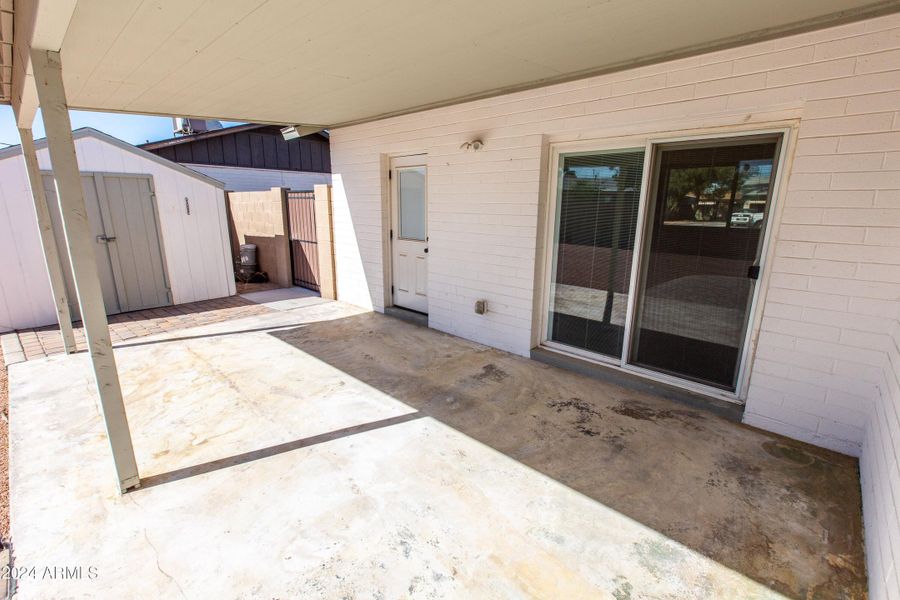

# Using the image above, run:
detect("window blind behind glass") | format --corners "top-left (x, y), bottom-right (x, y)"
top-left (549, 150), bottom-right (645, 358)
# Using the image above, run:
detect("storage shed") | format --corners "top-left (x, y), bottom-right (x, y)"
top-left (0, 127), bottom-right (235, 332)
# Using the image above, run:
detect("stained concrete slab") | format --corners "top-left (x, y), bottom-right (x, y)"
top-left (8, 299), bottom-right (865, 599)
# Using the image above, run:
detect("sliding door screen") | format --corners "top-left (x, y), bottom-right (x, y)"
top-left (630, 138), bottom-right (779, 390)
top-left (548, 150), bottom-right (645, 358)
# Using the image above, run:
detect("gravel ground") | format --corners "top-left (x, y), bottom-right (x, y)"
top-left (0, 346), bottom-right (8, 539)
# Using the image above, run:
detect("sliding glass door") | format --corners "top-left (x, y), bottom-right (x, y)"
top-left (547, 149), bottom-right (645, 359)
top-left (630, 138), bottom-right (779, 389)
top-left (545, 134), bottom-right (782, 394)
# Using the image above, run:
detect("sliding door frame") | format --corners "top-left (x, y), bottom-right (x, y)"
top-left (538, 122), bottom-right (797, 404)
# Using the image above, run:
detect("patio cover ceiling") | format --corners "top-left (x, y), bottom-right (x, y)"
top-left (11, 0), bottom-right (900, 129)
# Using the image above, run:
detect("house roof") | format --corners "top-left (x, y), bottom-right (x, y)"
top-left (0, 127), bottom-right (225, 189)
top-left (11, 0), bottom-right (899, 129)
top-left (140, 124), bottom-right (273, 151)
top-left (139, 124), bottom-right (331, 173)
top-left (138, 123), bottom-right (328, 152)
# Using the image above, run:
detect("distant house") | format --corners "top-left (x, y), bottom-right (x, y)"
top-left (140, 124), bottom-right (331, 192)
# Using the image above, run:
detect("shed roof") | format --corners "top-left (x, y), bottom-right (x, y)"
top-left (0, 127), bottom-right (225, 188)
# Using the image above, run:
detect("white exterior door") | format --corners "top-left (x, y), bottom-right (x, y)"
top-left (390, 156), bottom-right (428, 313)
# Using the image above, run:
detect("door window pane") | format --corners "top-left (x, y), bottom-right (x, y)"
top-left (548, 150), bottom-right (644, 358)
top-left (399, 167), bottom-right (426, 240)
top-left (631, 139), bottom-right (779, 390)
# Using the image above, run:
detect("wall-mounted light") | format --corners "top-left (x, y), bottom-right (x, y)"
top-left (459, 139), bottom-right (484, 152)
top-left (281, 124), bottom-right (327, 140)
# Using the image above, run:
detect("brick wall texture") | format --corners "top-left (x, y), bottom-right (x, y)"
top-left (329, 14), bottom-right (900, 596)
top-left (226, 188), bottom-right (292, 287)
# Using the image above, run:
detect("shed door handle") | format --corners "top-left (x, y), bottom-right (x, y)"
top-left (96, 235), bottom-right (117, 243)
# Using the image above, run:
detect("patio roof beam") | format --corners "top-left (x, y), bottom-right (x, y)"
top-left (15, 123), bottom-right (76, 354)
top-left (10, 0), bottom-right (77, 128)
top-left (31, 48), bottom-right (140, 493)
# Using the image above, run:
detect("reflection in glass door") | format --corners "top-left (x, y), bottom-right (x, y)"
top-left (630, 138), bottom-right (780, 390)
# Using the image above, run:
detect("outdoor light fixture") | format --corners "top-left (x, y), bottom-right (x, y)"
top-left (280, 125), bottom-right (327, 140)
top-left (459, 139), bottom-right (484, 151)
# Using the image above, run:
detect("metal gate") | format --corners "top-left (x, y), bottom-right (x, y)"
top-left (286, 190), bottom-right (320, 291)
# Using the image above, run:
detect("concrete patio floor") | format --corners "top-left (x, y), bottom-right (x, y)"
top-left (8, 291), bottom-right (865, 599)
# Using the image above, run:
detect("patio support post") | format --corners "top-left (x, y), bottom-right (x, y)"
top-left (16, 125), bottom-right (77, 354)
top-left (31, 49), bottom-right (140, 493)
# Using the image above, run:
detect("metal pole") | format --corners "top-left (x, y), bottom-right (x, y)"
top-left (16, 126), bottom-right (77, 354)
top-left (31, 48), bottom-right (140, 493)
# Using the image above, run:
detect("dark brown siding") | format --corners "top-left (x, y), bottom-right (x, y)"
top-left (143, 125), bottom-right (330, 173)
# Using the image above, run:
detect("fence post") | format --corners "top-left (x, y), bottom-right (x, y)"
top-left (314, 184), bottom-right (337, 300)
top-left (273, 187), bottom-right (292, 288)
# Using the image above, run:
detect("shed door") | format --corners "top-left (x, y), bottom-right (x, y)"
top-left (43, 173), bottom-right (171, 318)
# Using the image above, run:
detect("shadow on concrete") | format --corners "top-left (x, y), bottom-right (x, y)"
top-left (131, 308), bottom-right (866, 599)
top-left (138, 412), bottom-right (424, 490)
top-left (116, 323), bottom-right (309, 350)
top-left (256, 312), bottom-right (866, 600)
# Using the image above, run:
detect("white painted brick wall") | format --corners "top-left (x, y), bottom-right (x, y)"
top-left (330, 15), bottom-right (900, 596)
top-left (860, 306), bottom-right (900, 600)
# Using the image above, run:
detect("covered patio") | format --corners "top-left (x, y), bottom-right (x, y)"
top-left (9, 291), bottom-right (864, 598)
top-left (6, 1), bottom-right (899, 598)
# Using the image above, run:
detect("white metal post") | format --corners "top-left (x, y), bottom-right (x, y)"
top-left (31, 49), bottom-right (140, 493)
top-left (16, 126), bottom-right (77, 354)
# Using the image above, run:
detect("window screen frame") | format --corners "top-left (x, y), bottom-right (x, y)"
top-left (538, 125), bottom-right (793, 404)
top-left (545, 146), bottom-right (648, 360)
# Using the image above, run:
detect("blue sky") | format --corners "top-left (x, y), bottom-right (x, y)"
top-left (0, 105), bottom-right (240, 147)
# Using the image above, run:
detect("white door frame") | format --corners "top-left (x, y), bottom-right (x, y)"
top-left (388, 154), bottom-right (429, 313)
top-left (538, 121), bottom-right (798, 404)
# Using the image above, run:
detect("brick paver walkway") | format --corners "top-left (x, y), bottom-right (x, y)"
top-left (2, 296), bottom-right (274, 363)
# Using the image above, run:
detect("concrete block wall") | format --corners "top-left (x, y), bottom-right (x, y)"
top-left (226, 188), bottom-right (292, 287)
top-left (329, 16), bottom-right (900, 595)
top-left (313, 184), bottom-right (338, 300)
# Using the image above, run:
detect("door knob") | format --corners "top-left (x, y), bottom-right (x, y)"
top-left (424, 248), bottom-right (429, 253)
